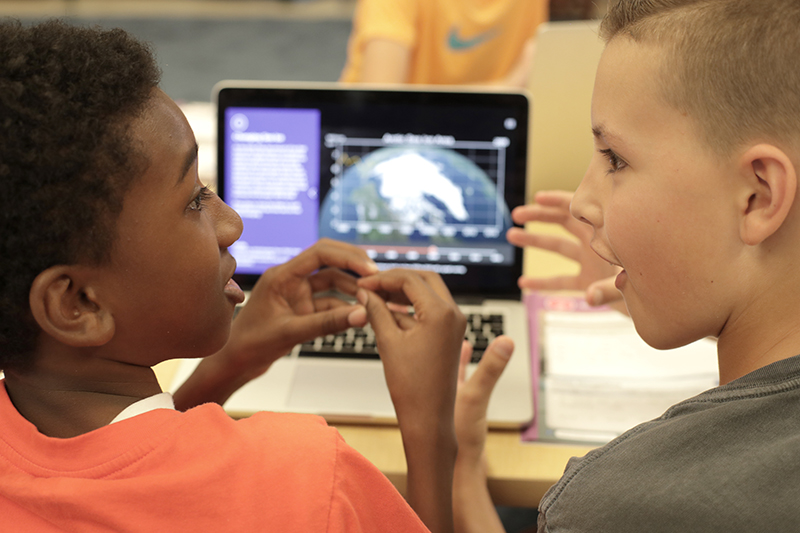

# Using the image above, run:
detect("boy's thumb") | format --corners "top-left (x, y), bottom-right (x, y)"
top-left (471, 336), bottom-right (514, 394)
top-left (290, 305), bottom-right (359, 340)
top-left (587, 277), bottom-right (623, 307)
top-left (356, 288), bottom-right (393, 332)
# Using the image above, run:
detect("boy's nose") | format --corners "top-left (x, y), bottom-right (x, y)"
top-left (216, 200), bottom-right (244, 249)
top-left (570, 159), bottom-right (604, 229)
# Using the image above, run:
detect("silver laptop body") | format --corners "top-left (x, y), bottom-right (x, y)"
top-left (172, 81), bottom-right (533, 428)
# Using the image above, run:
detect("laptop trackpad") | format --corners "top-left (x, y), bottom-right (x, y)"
top-left (286, 363), bottom-right (396, 418)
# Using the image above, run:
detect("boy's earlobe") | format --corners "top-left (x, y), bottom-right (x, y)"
top-left (29, 266), bottom-right (115, 347)
top-left (739, 144), bottom-right (798, 246)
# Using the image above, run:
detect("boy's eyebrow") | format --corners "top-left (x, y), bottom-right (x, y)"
top-left (592, 125), bottom-right (622, 146)
top-left (176, 143), bottom-right (199, 186)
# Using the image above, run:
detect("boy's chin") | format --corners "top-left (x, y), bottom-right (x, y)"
top-left (206, 327), bottom-right (234, 358)
top-left (633, 321), bottom-right (698, 352)
top-left (185, 322), bottom-right (235, 361)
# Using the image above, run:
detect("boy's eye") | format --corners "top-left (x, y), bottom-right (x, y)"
top-left (599, 148), bottom-right (627, 174)
top-left (188, 186), bottom-right (214, 212)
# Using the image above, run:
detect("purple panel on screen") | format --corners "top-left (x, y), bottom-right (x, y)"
top-left (224, 107), bottom-right (321, 274)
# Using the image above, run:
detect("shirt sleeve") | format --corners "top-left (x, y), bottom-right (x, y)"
top-left (325, 434), bottom-right (430, 533)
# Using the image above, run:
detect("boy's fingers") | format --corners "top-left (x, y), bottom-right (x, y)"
top-left (308, 268), bottom-right (360, 296)
top-left (358, 269), bottom-right (454, 310)
top-left (518, 274), bottom-right (581, 292)
top-left (506, 228), bottom-right (582, 261)
top-left (508, 211), bottom-right (591, 245)
top-left (288, 239), bottom-right (379, 279)
top-left (586, 277), bottom-right (623, 307)
top-left (357, 288), bottom-right (399, 338)
top-left (532, 189), bottom-right (574, 209)
top-left (312, 296), bottom-right (354, 311)
top-left (348, 306), bottom-right (368, 328)
top-left (387, 301), bottom-right (411, 314)
top-left (391, 310), bottom-right (417, 330)
top-left (510, 204), bottom-right (571, 226)
top-left (458, 341), bottom-right (473, 384)
top-left (467, 336), bottom-right (514, 403)
top-left (287, 304), bottom-right (365, 340)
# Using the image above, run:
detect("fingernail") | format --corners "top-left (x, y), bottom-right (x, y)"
top-left (589, 289), bottom-right (603, 306)
top-left (365, 260), bottom-right (379, 273)
top-left (356, 288), bottom-right (368, 306)
top-left (348, 306), bottom-right (367, 326)
top-left (494, 338), bottom-right (513, 359)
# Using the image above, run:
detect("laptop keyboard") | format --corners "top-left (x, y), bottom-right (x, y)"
top-left (298, 313), bottom-right (504, 363)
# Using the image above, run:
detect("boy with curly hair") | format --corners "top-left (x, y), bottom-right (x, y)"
top-left (0, 19), bottom-right (467, 532)
top-left (454, 1), bottom-right (800, 531)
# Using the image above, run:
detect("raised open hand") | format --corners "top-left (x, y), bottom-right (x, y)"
top-left (507, 190), bottom-right (622, 307)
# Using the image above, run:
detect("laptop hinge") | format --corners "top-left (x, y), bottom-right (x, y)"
top-left (454, 295), bottom-right (487, 306)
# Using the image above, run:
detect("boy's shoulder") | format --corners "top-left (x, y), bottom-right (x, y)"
top-left (176, 403), bottom-right (348, 474)
top-left (0, 388), bottom-right (337, 478)
top-left (147, 405), bottom-right (427, 532)
top-left (185, 401), bottom-right (337, 447)
top-left (539, 353), bottom-right (800, 532)
top-left (0, 393), bottom-right (425, 531)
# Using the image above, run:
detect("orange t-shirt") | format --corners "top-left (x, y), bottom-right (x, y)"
top-left (0, 383), bottom-right (428, 532)
top-left (340, 0), bottom-right (549, 85)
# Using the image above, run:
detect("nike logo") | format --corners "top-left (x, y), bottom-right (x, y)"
top-left (447, 26), bottom-right (497, 50)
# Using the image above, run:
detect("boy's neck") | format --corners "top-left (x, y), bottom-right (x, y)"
top-left (713, 198), bottom-right (800, 385)
top-left (3, 344), bottom-right (162, 439)
top-left (716, 287), bottom-right (800, 385)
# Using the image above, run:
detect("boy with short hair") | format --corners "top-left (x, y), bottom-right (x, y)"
top-left (454, 0), bottom-right (800, 531)
top-left (0, 19), bottom-right (466, 532)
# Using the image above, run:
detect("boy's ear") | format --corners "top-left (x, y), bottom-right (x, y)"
top-left (29, 266), bottom-right (115, 347)
top-left (739, 144), bottom-right (798, 246)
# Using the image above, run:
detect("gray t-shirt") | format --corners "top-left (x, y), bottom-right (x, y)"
top-left (538, 354), bottom-right (800, 532)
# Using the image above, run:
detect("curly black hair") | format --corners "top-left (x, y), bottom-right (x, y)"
top-left (0, 19), bottom-right (161, 371)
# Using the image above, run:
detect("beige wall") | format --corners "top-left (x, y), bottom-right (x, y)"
top-left (0, 0), bottom-right (356, 19)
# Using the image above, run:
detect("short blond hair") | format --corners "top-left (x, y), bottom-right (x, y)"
top-left (600, 0), bottom-right (800, 156)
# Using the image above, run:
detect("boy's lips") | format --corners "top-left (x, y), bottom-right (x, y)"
top-left (590, 245), bottom-right (627, 290)
top-left (614, 269), bottom-right (628, 290)
top-left (224, 277), bottom-right (245, 304)
top-left (223, 259), bottom-right (245, 304)
top-left (590, 244), bottom-right (622, 269)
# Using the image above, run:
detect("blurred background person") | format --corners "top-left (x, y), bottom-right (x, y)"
top-left (339, 0), bottom-right (549, 87)
top-left (339, 0), bottom-right (603, 87)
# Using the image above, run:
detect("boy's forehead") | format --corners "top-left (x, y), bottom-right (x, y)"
top-left (599, 37), bottom-right (666, 85)
top-left (592, 38), bottom-right (671, 135)
top-left (592, 36), bottom-right (713, 160)
top-left (111, 91), bottom-right (198, 246)
top-left (135, 90), bottom-right (193, 142)
top-left (128, 89), bottom-right (197, 185)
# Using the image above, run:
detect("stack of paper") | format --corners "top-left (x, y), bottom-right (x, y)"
top-left (526, 293), bottom-right (718, 444)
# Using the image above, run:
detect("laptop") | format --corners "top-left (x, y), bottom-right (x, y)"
top-left (171, 81), bottom-right (533, 428)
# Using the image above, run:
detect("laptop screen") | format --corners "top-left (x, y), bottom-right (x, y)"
top-left (216, 83), bottom-right (529, 299)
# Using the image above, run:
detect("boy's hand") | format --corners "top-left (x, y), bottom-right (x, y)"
top-left (454, 336), bottom-right (513, 469)
top-left (173, 239), bottom-right (377, 411)
top-left (453, 337), bottom-right (513, 533)
top-left (357, 268), bottom-right (465, 533)
top-left (356, 269), bottom-right (465, 425)
top-left (227, 239), bottom-right (378, 380)
top-left (506, 190), bottom-right (623, 309)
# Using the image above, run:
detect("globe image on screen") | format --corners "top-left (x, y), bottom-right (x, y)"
top-left (319, 145), bottom-right (511, 243)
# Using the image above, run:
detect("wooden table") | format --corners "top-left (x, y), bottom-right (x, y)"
top-left (334, 424), bottom-right (593, 507)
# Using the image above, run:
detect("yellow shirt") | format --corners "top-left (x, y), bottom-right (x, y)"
top-left (340, 0), bottom-right (549, 85)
